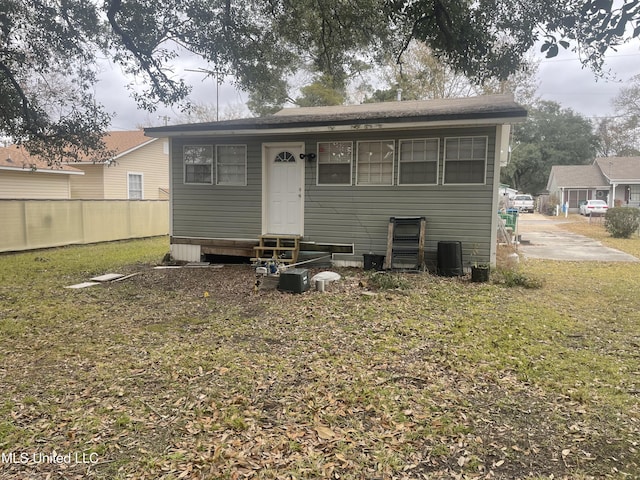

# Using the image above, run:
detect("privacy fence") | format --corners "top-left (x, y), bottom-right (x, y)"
top-left (1, 200), bottom-right (169, 253)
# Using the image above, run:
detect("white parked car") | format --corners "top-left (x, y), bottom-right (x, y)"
top-left (579, 199), bottom-right (609, 216)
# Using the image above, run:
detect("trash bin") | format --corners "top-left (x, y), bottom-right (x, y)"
top-left (437, 241), bottom-right (463, 276)
top-left (499, 211), bottom-right (518, 230)
top-left (363, 253), bottom-right (385, 271)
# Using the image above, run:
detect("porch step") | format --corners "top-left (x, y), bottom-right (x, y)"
top-left (252, 235), bottom-right (301, 264)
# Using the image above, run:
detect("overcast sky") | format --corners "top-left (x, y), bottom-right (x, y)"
top-left (99, 41), bottom-right (640, 131)
top-left (536, 41), bottom-right (640, 121)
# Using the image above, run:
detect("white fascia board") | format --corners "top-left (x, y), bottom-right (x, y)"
top-left (0, 166), bottom-right (85, 175)
top-left (609, 178), bottom-right (640, 183)
top-left (146, 116), bottom-right (527, 138)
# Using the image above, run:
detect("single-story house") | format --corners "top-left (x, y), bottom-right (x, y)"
top-left (546, 156), bottom-right (640, 212)
top-left (70, 130), bottom-right (169, 200)
top-left (595, 157), bottom-right (640, 207)
top-left (545, 164), bottom-right (610, 211)
top-left (0, 145), bottom-right (84, 199)
top-left (144, 94), bottom-right (527, 268)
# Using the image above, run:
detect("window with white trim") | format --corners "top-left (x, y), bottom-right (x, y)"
top-left (629, 185), bottom-right (640, 203)
top-left (128, 173), bottom-right (143, 199)
top-left (443, 136), bottom-right (487, 184)
top-left (216, 145), bottom-right (247, 185)
top-left (317, 141), bottom-right (352, 185)
top-left (184, 145), bottom-right (213, 184)
top-left (356, 140), bottom-right (394, 186)
top-left (398, 138), bottom-right (439, 185)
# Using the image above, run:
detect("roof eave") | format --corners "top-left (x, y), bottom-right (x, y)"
top-left (0, 165), bottom-right (84, 175)
top-left (609, 178), bottom-right (640, 183)
top-left (145, 114), bottom-right (527, 138)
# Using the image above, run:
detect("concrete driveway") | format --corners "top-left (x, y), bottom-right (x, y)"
top-left (516, 213), bottom-right (639, 262)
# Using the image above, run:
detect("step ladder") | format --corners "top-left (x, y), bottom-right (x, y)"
top-left (252, 235), bottom-right (301, 264)
top-left (384, 217), bottom-right (426, 270)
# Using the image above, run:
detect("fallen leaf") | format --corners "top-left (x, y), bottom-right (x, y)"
top-left (315, 424), bottom-right (336, 440)
top-left (335, 453), bottom-right (348, 463)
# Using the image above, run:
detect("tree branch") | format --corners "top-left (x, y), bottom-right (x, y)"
top-left (0, 61), bottom-right (45, 139)
top-left (105, 0), bottom-right (177, 104)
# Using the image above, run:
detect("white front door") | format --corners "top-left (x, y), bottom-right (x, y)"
top-left (263, 143), bottom-right (305, 235)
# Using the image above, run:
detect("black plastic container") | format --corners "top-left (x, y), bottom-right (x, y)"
top-left (363, 254), bottom-right (385, 271)
top-left (437, 241), bottom-right (463, 276)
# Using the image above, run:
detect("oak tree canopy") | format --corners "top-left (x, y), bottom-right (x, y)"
top-left (1, 0), bottom-right (639, 160)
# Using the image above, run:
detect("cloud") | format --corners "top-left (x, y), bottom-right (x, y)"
top-left (536, 41), bottom-right (640, 119)
top-left (95, 40), bottom-right (640, 130)
top-left (95, 55), bottom-right (248, 130)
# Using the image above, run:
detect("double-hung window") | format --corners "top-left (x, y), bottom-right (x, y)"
top-left (398, 138), bottom-right (439, 185)
top-left (317, 141), bottom-right (352, 185)
top-left (443, 136), bottom-right (487, 184)
top-left (184, 145), bottom-right (213, 184)
top-left (216, 145), bottom-right (247, 185)
top-left (356, 140), bottom-right (394, 186)
top-left (128, 173), bottom-right (143, 199)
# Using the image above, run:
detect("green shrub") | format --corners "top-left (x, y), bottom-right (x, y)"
top-left (604, 207), bottom-right (640, 238)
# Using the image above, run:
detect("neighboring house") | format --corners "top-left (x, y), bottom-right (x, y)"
top-left (145, 94), bottom-right (526, 268)
top-left (0, 145), bottom-right (84, 199)
top-left (594, 157), bottom-right (640, 207)
top-left (499, 184), bottom-right (518, 199)
top-left (546, 157), bottom-right (640, 212)
top-left (70, 130), bottom-right (169, 200)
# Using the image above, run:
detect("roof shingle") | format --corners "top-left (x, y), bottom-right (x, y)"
top-left (145, 94), bottom-right (527, 136)
top-left (0, 131), bottom-right (154, 169)
top-left (547, 164), bottom-right (609, 190)
top-left (594, 157), bottom-right (640, 182)
top-left (0, 145), bottom-right (82, 173)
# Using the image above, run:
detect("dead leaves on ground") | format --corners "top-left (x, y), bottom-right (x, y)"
top-left (1, 265), bottom-right (639, 479)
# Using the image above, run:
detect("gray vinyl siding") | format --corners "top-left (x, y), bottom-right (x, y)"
top-left (170, 126), bottom-right (497, 267)
top-left (303, 127), bottom-right (495, 267)
top-left (171, 137), bottom-right (262, 239)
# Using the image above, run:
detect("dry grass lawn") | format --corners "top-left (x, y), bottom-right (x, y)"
top-left (0, 228), bottom-right (638, 479)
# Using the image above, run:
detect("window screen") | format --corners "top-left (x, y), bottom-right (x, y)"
top-left (356, 140), bottom-right (394, 186)
top-left (443, 137), bottom-right (487, 184)
top-left (398, 138), bottom-right (439, 185)
top-left (317, 142), bottom-right (352, 185)
top-left (216, 145), bottom-right (247, 185)
top-left (184, 145), bottom-right (213, 184)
